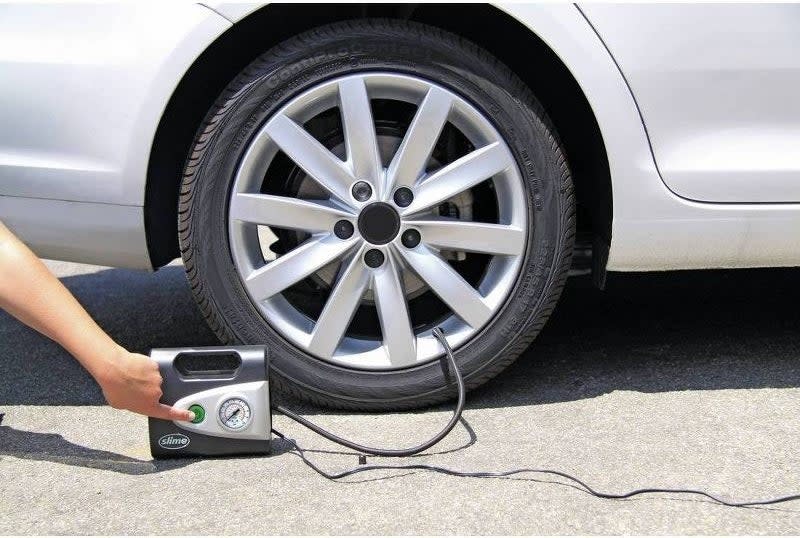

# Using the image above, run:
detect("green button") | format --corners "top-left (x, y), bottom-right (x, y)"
top-left (189, 404), bottom-right (205, 424)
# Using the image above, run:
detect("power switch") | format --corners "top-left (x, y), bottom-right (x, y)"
top-left (189, 404), bottom-right (205, 424)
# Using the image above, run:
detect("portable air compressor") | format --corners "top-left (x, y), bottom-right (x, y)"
top-left (148, 346), bottom-right (271, 458)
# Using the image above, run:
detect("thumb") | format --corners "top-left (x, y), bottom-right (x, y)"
top-left (151, 404), bottom-right (195, 422)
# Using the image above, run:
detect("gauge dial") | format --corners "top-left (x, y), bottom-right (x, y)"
top-left (218, 398), bottom-right (251, 431)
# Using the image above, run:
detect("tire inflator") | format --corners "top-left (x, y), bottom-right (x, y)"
top-left (148, 346), bottom-right (271, 458)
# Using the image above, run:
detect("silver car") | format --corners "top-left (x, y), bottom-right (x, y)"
top-left (2, 3), bottom-right (799, 408)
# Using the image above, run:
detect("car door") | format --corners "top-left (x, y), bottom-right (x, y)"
top-left (580, 3), bottom-right (800, 203)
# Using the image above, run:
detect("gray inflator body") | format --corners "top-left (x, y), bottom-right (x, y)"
top-left (148, 346), bottom-right (271, 458)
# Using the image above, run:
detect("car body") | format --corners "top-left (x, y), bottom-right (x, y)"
top-left (2, 2), bottom-right (799, 407)
top-left (3, 2), bottom-right (799, 272)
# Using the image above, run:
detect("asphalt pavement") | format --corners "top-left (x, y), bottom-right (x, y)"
top-left (2, 260), bottom-right (800, 534)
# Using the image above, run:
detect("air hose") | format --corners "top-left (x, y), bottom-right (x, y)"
top-left (274, 327), bottom-right (465, 457)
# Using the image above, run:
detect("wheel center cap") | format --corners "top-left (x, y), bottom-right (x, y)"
top-left (358, 202), bottom-right (401, 245)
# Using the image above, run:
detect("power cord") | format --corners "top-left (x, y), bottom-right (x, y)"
top-left (274, 327), bottom-right (465, 457)
top-left (274, 327), bottom-right (800, 508)
top-left (272, 429), bottom-right (800, 508)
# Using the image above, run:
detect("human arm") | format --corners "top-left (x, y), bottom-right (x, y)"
top-left (0, 220), bottom-right (192, 421)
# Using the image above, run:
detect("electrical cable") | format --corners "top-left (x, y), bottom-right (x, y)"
top-left (272, 429), bottom-right (800, 508)
top-left (273, 326), bottom-right (800, 508)
top-left (274, 327), bottom-right (465, 457)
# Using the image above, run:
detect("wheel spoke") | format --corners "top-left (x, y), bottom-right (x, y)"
top-left (385, 86), bottom-right (453, 192)
top-left (338, 78), bottom-right (382, 185)
top-left (399, 244), bottom-right (493, 329)
top-left (308, 248), bottom-right (370, 358)
top-left (230, 193), bottom-right (353, 232)
top-left (401, 142), bottom-right (514, 216)
top-left (265, 114), bottom-right (355, 203)
top-left (411, 219), bottom-right (525, 256)
top-left (244, 235), bottom-right (356, 301)
top-left (373, 253), bottom-right (416, 367)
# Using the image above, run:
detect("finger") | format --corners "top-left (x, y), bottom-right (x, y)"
top-left (150, 404), bottom-right (195, 422)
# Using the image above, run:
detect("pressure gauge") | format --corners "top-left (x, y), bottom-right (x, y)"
top-left (218, 397), bottom-right (252, 431)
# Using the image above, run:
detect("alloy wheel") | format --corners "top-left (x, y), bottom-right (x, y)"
top-left (228, 72), bottom-right (527, 370)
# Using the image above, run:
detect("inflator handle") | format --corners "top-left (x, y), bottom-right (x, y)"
top-left (151, 346), bottom-right (267, 382)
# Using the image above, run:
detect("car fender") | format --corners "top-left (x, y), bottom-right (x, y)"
top-left (0, 3), bottom-right (231, 206)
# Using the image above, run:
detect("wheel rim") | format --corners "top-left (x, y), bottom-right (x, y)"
top-left (229, 72), bottom-right (527, 370)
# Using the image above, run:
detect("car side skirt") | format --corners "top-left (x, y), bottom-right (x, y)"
top-left (1, 196), bottom-right (151, 269)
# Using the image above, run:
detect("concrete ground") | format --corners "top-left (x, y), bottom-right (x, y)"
top-left (1, 261), bottom-right (800, 534)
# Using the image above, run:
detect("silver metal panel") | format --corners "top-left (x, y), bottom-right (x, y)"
top-left (172, 382), bottom-right (271, 441)
top-left (0, 3), bottom-right (230, 206)
top-left (0, 196), bottom-right (151, 269)
top-left (581, 3), bottom-right (800, 203)
top-left (499, 4), bottom-right (800, 270)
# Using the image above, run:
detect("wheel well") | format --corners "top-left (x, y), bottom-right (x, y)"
top-left (145, 3), bottom-right (612, 283)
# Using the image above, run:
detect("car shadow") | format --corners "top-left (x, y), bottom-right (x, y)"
top-left (2, 263), bottom-right (799, 473)
top-left (469, 266), bottom-right (800, 408)
top-left (1, 264), bottom-right (799, 410)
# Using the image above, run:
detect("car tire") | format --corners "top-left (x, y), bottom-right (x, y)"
top-left (178, 19), bottom-right (575, 410)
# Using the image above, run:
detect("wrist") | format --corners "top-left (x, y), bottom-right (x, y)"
top-left (85, 344), bottom-right (127, 386)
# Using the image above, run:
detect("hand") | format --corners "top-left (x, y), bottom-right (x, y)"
top-left (95, 347), bottom-right (194, 422)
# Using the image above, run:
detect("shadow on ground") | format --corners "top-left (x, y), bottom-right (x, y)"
top-left (2, 264), bottom-right (800, 474)
top-left (0, 422), bottom-right (293, 475)
top-left (1, 264), bottom-right (799, 410)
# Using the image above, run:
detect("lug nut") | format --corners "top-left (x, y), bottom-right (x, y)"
top-left (393, 187), bottom-right (413, 207)
top-left (333, 220), bottom-right (354, 239)
top-left (364, 249), bottom-right (385, 268)
top-left (352, 181), bottom-right (372, 202)
top-left (401, 229), bottom-right (421, 248)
